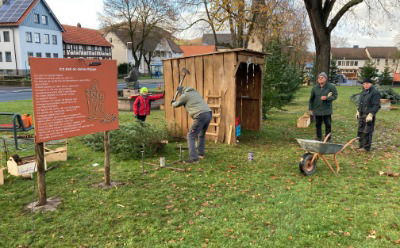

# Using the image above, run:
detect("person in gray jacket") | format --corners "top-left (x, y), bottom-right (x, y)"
top-left (171, 87), bottom-right (212, 163)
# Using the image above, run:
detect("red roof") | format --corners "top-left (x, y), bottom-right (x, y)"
top-left (62, 25), bottom-right (111, 47)
top-left (394, 73), bottom-right (400, 82)
top-left (180, 45), bottom-right (216, 57)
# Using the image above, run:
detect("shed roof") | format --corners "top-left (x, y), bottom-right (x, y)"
top-left (62, 24), bottom-right (111, 47)
top-left (331, 48), bottom-right (368, 60)
top-left (163, 48), bottom-right (266, 61)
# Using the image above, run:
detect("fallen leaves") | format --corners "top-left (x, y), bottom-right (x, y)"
top-left (367, 230), bottom-right (377, 239)
top-left (379, 171), bottom-right (400, 177)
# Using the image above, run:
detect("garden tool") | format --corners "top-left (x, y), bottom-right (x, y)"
top-left (173, 68), bottom-right (190, 101)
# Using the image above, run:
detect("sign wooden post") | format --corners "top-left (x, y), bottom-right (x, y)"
top-left (35, 142), bottom-right (46, 206)
top-left (104, 131), bottom-right (110, 186)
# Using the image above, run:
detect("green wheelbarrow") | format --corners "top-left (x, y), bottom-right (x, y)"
top-left (296, 134), bottom-right (359, 176)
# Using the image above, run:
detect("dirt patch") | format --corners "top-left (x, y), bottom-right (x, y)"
top-left (91, 181), bottom-right (127, 189)
top-left (25, 197), bottom-right (62, 213)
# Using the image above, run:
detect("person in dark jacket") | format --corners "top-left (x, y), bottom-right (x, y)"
top-left (356, 78), bottom-right (381, 152)
top-left (309, 72), bottom-right (338, 141)
top-left (171, 87), bottom-right (212, 163)
top-left (133, 87), bottom-right (164, 121)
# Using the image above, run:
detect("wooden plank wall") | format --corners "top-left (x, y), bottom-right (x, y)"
top-left (163, 51), bottom-right (261, 144)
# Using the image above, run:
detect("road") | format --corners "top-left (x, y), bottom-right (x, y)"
top-left (0, 79), bottom-right (164, 103)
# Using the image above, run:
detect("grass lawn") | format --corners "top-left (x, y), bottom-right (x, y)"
top-left (1, 86), bottom-right (400, 247)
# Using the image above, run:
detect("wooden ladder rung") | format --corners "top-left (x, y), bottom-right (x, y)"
top-left (212, 113), bottom-right (220, 117)
top-left (206, 132), bottom-right (218, 136)
top-left (208, 95), bottom-right (222, 98)
top-left (209, 123), bottom-right (219, 127)
top-left (209, 104), bottom-right (221, 108)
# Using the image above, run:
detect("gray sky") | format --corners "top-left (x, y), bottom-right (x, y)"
top-left (46, 0), bottom-right (398, 48)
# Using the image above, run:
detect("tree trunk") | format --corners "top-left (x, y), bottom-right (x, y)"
top-left (35, 142), bottom-right (47, 206)
top-left (104, 131), bottom-right (111, 186)
top-left (315, 32), bottom-right (331, 76)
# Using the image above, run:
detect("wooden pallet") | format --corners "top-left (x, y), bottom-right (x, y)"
top-left (206, 90), bottom-right (222, 143)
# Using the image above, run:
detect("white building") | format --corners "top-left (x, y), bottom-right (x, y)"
top-left (331, 46), bottom-right (400, 80)
top-left (0, 0), bottom-right (63, 75)
top-left (103, 26), bottom-right (183, 75)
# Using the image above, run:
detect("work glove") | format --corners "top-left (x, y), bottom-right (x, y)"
top-left (170, 100), bottom-right (175, 105)
top-left (356, 111), bottom-right (359, 120)
top-left (177, 86), bottom-right (184, 94)
top-left (308, 110), bottom-right (313, 116)
top-left (327, 92), bottom-right (333, 97)
top-left (366, 113), bottom-right (373, 122)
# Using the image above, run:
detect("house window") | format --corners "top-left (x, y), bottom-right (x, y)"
top-left (45, 53), bottom-right (51, 58)
top-left (36, 52), bottom-right (42, 57)
top-left (52, 35), bottom-right (57, 45)
top-left (376, 59), bottom-right (380, 65)
top-left (34, 13), bottom-right (40, 24)
top-left (337, 61), bottom-right (341, 66)
top-left (25, 32), bottom-right (32, 42)
top-left (3, 31), bottom-right (10, 42)
top-left (5, 52), bottom-right (12, 62)
top-left (44, 34), bottom-right (50, 44)
top-left (350, 61), bottom-right (354, 66)
top-left (27, 52), bottom-right (34, 57)
top-left (34, 33), bottom-right (40, 43)
top-left (385, 59), bottom-right (388, 66)
top-left (53, 53), bottom-right (58, 58)
top-left (346, 61), bottom-right (349, 66)
top-left (41, 15), bottom-right (48, 25)
top-left (109, 37), bottom-right (112, 43)
top-left (0, 52), bottom-right (2, 62)
top-left (355, 61), bottom-right (358, 66)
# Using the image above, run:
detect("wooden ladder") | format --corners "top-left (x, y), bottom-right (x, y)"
top-left (206, 90), bottom-right (222, 143)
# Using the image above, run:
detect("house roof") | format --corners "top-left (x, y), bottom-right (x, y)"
top-left (331, 48), bottom-right (368, 60)
top-left (0, 0), bottom-right (63, 30)
top-left (105, 24), bottom-right (182, 53)
top-left (366, 47), bottom-right (399, 59)
top-left (0, 0), bottom-right (35, 25)
top-left (62, 24), bottom-right (111, 47)
top-left (202, 33), bottom-right (233, 48)
top-left (180, 45), bottom-right (216, 56)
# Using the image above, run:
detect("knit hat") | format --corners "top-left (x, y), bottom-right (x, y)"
top-left (318, 72), bottom-right (328, 79)
top-left (140, 87), bottom-right (148, 94)
top-left (363, 78), bottom-right (374, 84)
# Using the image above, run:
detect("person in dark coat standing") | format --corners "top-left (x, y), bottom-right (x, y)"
top-left (309, 72), bottom-right (338, 141)
top-left (356, 78), bottom-right (381, 152)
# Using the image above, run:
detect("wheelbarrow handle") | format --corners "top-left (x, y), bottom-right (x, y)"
top-left (337, 137), bottom-right (359, 154)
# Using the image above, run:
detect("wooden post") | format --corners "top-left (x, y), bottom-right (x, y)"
top-left (35, 142), bottom-right (47, 206)
top-left (104, 131), bottom-right (111, 186)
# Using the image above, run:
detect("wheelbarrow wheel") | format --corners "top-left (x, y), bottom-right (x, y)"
top-left (299, 152), bottom-right (317, 176)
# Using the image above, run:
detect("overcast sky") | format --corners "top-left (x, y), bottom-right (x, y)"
top-left (46, 0), bottom-right (398, 49)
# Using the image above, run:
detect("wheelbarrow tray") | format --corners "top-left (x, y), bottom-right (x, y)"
top-left (296, 139), bottom-right (344, 154)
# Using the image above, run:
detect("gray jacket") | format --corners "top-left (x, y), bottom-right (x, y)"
top-left (172, 87), bottom-right (211, 118)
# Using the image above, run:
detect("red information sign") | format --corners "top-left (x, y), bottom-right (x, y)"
top-left (30, 58), bottom-right (119, 143)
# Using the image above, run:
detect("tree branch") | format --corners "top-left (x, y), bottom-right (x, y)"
top-left (327, 0), bottom-right (363, 32)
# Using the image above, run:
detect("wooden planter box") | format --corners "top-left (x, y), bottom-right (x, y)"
top-left (7, 155), bottom-right (47, 177)
top-left (380, 99), bottom-right (391, 111)
top-left (0, 168), bottom-right (5, 185)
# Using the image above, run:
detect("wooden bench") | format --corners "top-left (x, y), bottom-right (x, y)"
top-left (0, 112), bottom-right (34, 149)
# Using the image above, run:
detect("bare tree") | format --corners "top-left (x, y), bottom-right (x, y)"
top-left (331, 35), bottom-right (350, 47)
top-left (100, 0), bottom-right (177, 68)
top-left (303, 0), bottom-right (400, 75)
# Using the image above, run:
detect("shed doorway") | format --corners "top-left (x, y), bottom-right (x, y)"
top-left (235, 63), bottom-right (262, 131)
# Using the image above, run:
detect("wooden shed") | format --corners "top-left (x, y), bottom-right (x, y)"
top-left (163, 49), bottom-right (265, 144)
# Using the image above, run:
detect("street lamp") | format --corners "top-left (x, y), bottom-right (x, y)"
top-left (126, 41), bottom-right (132, 75)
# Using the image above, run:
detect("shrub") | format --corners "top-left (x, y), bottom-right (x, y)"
top-left (81, 121), bottom-right (169, 160)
